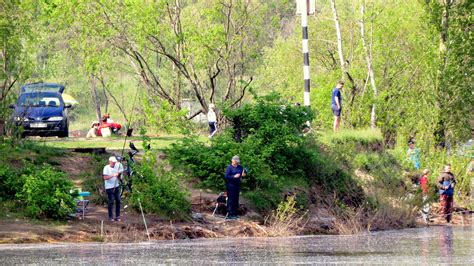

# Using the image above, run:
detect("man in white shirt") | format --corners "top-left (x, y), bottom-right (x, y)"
top-left (103, 156), bottom-right (123, 222)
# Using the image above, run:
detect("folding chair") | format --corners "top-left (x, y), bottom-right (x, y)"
top-left (75, 191), bottom-right (91, 220)
top-left (212, 192), bottom-right (227, 216)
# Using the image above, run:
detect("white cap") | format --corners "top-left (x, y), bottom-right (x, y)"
top-left (109, 156), bottom-right (118, 163)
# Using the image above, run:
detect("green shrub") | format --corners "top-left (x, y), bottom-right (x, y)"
top-left (17, 165), bottom-right (75, 219)
top-left (130, 153), bottom-right (191, 219)
top-left (82, 154), bottom-right (109, 205)
top-left (0, 164), bottom-right (25, 201)
top-left (168, 94), bottom-right (364, 211)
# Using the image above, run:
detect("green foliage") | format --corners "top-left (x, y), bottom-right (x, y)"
top-left (392, 145), bottom-right (472, 202)
top-left (142, 97), bottom-right (190, 134)
top-left (169, 95), bottom-right (313, 190)
top-left (423, 0), bottom-right (473, 145)
top-left (130, 152), bottom-right (191, 219)
top-left (318, 129), bottom-right (383, 146)
top-left (168, 95), bottom-right (363, 211)
top-left (17, 165), bottom-right (75, 219)
top-left (0, 0), bottom-right (40, 119)
top-left (0, 164), bottom-right (25, 200)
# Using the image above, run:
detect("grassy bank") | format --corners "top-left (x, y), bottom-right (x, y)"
top-left (0, 127), bottom-right (471, 243)
top-left (28, 134), bottom-right (208, 150)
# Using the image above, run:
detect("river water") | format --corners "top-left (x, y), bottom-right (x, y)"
top-left (0, 226), bottom-right (472, 265)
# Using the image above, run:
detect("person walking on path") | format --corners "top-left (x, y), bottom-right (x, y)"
top-left (103, 156), bottom-right (123, 222)
top-left (420, 169), bottom-right (431, 223)
top-left (437, 164), bottom-right (456, 223)
top-left (331, 81), bottom-right (344, 133)
top-left (207, 104), bottom-right (217, 138)
top-left (224, 156), bottom-right (246, 219)
top-left (407, 141), bottom-right (421, 170)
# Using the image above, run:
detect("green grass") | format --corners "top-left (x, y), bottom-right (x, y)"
top-left (29, 134), bottom-right (208, 150)
top-left (317, 128), bottom-right (383, 145)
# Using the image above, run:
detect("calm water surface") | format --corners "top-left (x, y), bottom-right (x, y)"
top-left (0, 226), bottom-right (472, 265)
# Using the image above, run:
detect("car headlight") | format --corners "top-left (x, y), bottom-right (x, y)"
top-left (48, 116), bottom-right (63, 121)
top-left (14, 117), bottom-right (28, 121)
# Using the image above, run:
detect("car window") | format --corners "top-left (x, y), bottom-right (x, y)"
top-left (18, 94), bottom-right (62, 107)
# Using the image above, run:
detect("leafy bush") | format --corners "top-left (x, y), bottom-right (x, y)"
top-left (0, 164), bottom-right (25, 201)
top-left (168, 94), bottom-right (364, 211)
top-left (130, 153), bottom-right (191, 219)
top-left (82, 154), bottom-right (109, 205)
top-left (392, 146), bottom-right (472, 202)
top-left (17, 165), bottom-right (75, 219)
top-left (264, 195), bottom-right (308, 236)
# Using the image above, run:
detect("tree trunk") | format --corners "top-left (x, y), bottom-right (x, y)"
top-left (330, 0), bottom-right (360, 120)
top-left (98, 77), bottom-right (129, 124)
top-left (330, 0), bottom-right (347, 80)
top-left (90, 75), bottom-right (102, 121)
top-left (360, 0), bottom-right (378, 128)
top-left (434, 0), bottom-right (453, 147)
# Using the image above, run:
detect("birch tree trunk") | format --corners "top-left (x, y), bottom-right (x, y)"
top-left (330, 0), bottom-right (358, 113)
top-left (360, 0), bottom-right (378, 128)
top-left (330, 0), bottom-right (347, 80)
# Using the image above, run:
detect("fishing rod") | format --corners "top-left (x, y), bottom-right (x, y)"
top-left (120, 84), bottom-right (140, 157)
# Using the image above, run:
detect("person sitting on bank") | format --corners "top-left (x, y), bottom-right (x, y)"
top-left (99, 113), bottom-right (122, 136)
top-left (437, 164), bottom-right (456, 223)
top-left (224, 156), bottom-right (246, 219)
top-left (86, 121), bottom-right (100, 138)
top-left (103, 156), bottom-right (123, 222)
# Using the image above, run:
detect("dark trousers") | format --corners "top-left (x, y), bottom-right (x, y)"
top-left (209, 122), bottom-right (217, 136)
top-left (106, 187), bottom-right (121, 219)
top-left (440, 194), bottom-right (454, 222)
top-left (226, 184), bottom-right (240, 216)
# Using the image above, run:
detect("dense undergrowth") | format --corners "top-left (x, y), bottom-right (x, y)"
top-left (168, 94), bottom-right (364, 214)
top-left (0, 142), bottom-right (75, 219)
top-left (320, 130), bottom-right (418, 232)
top-left (0, 106), bottom-right (470, 231)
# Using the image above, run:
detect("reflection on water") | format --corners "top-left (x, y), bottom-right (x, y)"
top-left (0, 226), bottom-right (472, 264)
top-left (439, 225), bottom-right (454, 264)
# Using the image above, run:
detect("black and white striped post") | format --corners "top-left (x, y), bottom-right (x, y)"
top-left (297, 0), bottom-right (315, 107)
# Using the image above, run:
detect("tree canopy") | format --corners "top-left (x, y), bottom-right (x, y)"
top-left (0, 0), bottom-right (472, 147)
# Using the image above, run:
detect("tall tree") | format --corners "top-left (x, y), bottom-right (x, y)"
top-left (360, 0), bottom-right (378, 128)
top-left (0, 0), bottom-right (37, 111)
top-left (424, 0), bottom-right (473, 146)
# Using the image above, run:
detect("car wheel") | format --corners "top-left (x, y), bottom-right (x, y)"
top-left (58, 127), bottom-right (69, 138)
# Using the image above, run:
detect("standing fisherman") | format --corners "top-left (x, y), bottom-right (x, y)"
top-left (224, 156), bottom-right (246, 219)
top-left (437, 164), bottom-right (456, 223)
top-left (103, 156), bottom-right (123, 222)
top-left (331, 81), bottom-right (344, 133)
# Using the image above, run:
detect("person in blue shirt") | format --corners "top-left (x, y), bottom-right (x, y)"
top-left (224, 155), bottom-right (246, 219)
top-left (437, 164), bottom-right (456, 223)
top-left (406, 141), bottom-right (421, 170)
top-left (331, 81), bottom-right (344, 133)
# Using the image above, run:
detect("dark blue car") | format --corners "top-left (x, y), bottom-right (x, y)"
top-left (10, 83), bottom-right (71, 138)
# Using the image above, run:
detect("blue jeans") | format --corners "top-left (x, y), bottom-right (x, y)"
top-left (226, 184), bottom-right (240, 216)
top-left (106, 187), bottom-right (121, 219)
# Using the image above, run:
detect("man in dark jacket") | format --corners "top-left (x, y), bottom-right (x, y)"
top-left (224, 155), bottom-right (246, 219)
top-left (437, 164), bottom-right (456, 223)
